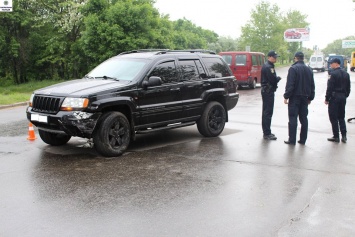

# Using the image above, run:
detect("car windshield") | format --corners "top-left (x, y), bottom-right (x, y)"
top-left (87, 58), bottom-right (147, 81)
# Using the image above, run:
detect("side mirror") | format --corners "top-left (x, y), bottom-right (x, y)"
top-left (143, 76), bottom-right (162, 89)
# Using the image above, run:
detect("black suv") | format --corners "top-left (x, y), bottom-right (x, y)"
top-left (26, 49), bottom-right (239, 156)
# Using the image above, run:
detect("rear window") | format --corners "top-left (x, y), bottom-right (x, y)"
top-left (311, 57), bottom-right (317, 62)
top-left (201, 57), bottom-right (232, 78)
top-left (317, 57), bottom-right (323, 62)
top-left (235, 55), bottom-right (246, 66)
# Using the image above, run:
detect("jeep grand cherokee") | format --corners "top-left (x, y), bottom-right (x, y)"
top-left (26, 49), bottom-right (239, 156)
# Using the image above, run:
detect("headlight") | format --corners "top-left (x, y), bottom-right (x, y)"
top-left (61, 97), bottom-right (89, 111)
top-left (29, 94), bottom-right (34, 107)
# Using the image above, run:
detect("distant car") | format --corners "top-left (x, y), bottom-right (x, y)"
top-left (308, 55), bottom-right (325, 72)
top-left (284, 30), bottom-right (302, 39)
top-left (219, 51), bottom-right (265, 89)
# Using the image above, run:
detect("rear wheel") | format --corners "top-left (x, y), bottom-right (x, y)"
top-left (39, 130), bottom-right (71, 146)
top-left (249, 79), bottom-right (256, 89)
top-left (197, 101), bottom-right (226, 137)
top-left (93, 111), bottom-right (131, 157)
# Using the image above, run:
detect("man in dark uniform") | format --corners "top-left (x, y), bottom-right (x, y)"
top-left (261, 50), bottom-right (281, 140)
top-left (325, 57), bottom-right (351, 143)
top-left (284, 52), bottom-right (315, 145)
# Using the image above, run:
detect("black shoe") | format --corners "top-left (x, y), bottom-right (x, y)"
top-left (298, 140), bottom-right (305, 145)
top-left (327, 137), bottom-right (340, 142)
top-left (341, 136), bottom-right (347, 143)
top-left (284, 140), bottom-right (295, 145)
top-left (263, 134), bottom-right (277, 140)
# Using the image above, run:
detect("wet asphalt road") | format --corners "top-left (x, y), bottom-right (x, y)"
top-left (1, 67), bottom-right (355, 237)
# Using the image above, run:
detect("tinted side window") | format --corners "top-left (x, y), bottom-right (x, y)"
top-left (179, 60), bottom-right (201, 81)
top-left (195, 60), bottom-right (206, 77)
top-left (149, 61), bottom-right (178, 83)
top-left (235, 55), bottom-right (246, 66)
top-left (201, 57), bottom-right (232, 78)
top-left (252, 55), bottom-right (258, 66)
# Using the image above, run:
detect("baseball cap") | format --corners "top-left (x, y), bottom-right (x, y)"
top-left (267, 50), bottom-right (279, 58)
top-left (294, 52), bottom-right (304, 58)
top-left (329, 58), bottom-right (341, 64)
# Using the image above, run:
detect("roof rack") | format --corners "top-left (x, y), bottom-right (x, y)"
top-left (166, 49), bottom-right (216, 55)
top-left (118, 49), bottom-right (216, 55)
top-left (119, 49), bottom-right (170, 55)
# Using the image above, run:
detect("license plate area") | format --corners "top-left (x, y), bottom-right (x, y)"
top-left (31, 113), bottom-right (48, 123)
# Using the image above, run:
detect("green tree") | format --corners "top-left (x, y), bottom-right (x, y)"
top-left (0, 0), bottom-right (87, 84)
top-left (323, 36), bottom-right (355, 58)
top-left (0, 0), bottom-right (38, 84)
top-left (35, 0), bottom-right (87, 80)
top-left (239, 1), bottom-right (284, 56)
top-left (207, 36), bottom-right (241, 53)
top-left (81, 0), bottom-right (173, 67)
top-left (171, 18), bottom-right (218, 50)
top-left (0, 0), bottom-right (222, 85)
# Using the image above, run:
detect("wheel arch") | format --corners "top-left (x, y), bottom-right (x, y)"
top-left (203, 91), bottom-right (229, 122)
top-left (91, 98), bottom-right (136, 139)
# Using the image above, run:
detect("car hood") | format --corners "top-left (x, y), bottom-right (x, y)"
top-left (34, 79), bottom-right (132, 97)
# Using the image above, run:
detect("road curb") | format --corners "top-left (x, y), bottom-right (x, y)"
top-left (0, 101), bottom-right (28, 110)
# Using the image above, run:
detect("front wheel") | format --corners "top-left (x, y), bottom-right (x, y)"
top-left (93, 111), bottom-right (131, 157)
top-left (39, 129), bottom-right (71, 146)
top-left (197, 101), bottom-right (226, 137)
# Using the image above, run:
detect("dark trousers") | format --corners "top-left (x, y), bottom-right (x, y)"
top-left (287, 96), bottom-right (309, 143)
top-left (328, 94), bottom-right (347, 138)
top-left (262, 91), bottom-right (274, 135)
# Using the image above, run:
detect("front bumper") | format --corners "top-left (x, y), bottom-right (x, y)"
top-left (26, 107), bottom-right (101, 138)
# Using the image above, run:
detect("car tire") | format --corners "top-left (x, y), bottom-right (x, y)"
top-left (38, 129), bottom-right (71, 146)
top-left (249, 79), bottom-right (256, 89)
top-left (197, 101), bottom-right (226, 137)
top-left (93, 111), bottom-right (131, 157)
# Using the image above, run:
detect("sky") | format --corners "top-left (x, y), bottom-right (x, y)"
top-left (154, 0), bottom-right (355, 50)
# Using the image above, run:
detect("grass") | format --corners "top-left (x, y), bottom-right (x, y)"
top-left (0, 80), bottom-right (65, 105)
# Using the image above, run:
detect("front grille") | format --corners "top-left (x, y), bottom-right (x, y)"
top-left (32, 95), bottom-right (63, 114)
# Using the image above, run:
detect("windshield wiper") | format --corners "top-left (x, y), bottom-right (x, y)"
top-left (96, 76), bottom-right (119, 81)
top-left (84, 75), bottom-right (96, 79)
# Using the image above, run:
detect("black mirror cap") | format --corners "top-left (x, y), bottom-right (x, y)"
top-left (147, 76), bottom-right (162, 87)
